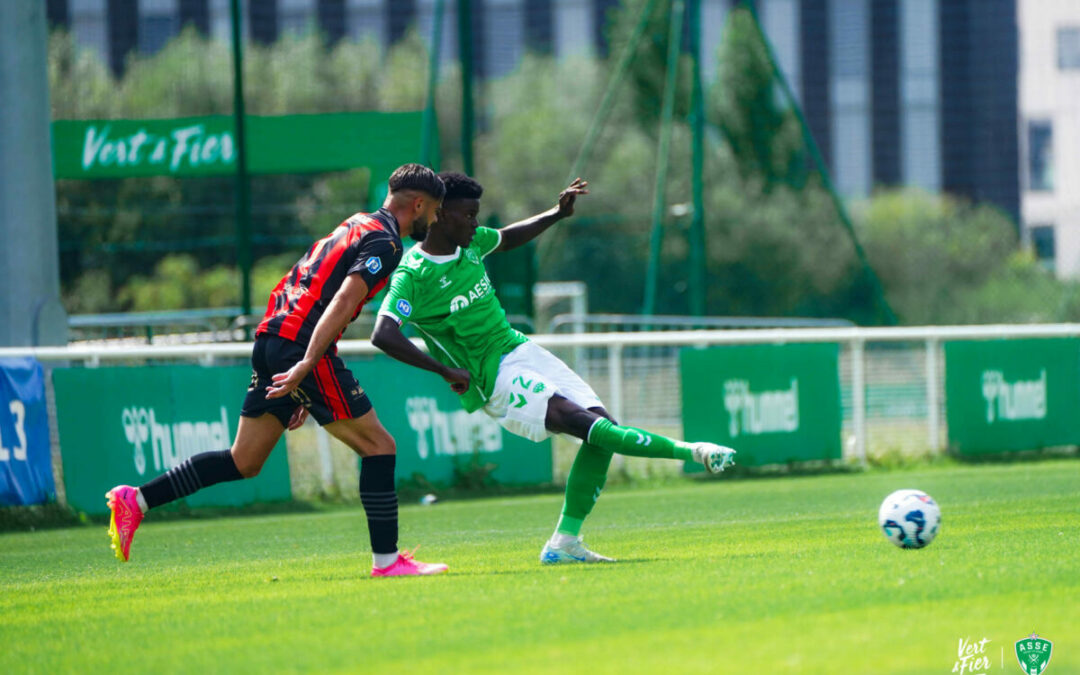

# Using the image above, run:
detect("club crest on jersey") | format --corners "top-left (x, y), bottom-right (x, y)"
top-left (396, 299), bottom-right (412, 317)
top-left (465, 249), bottom-right (480, 264)
top-left (365, 257), bottom-right (382, 275)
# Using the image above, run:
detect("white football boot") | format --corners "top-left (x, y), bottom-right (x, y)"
top-left (690, 443), bottom-right (737, 474)
top-left (539, 536), bottom-right (616, 564)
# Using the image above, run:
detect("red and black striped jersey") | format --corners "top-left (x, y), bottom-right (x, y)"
top-left (256, 208), bottom-right (403, 347)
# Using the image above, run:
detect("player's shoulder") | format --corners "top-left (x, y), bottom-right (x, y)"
top-left (469, 225), bottom-right (502, 252)
top-left (473, 225), bottom-right (501, 241)
top-left (396, 245), bottom-right (437, 278)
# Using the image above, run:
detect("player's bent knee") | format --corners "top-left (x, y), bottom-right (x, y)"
top-left (234, 460), bottom-right (262, 479)
top-left (230, 451), bottom-right (265, 478)
top-left (364, 433), bottom-right (396, 457)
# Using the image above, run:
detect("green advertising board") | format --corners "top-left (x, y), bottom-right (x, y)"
top-left (944, 339), bottom-right (1080, 454)
top-left (680, 344), bottom-right (842, 467)
top-left (51, 112), bottom-right (424, 181)
top-left (346, 355), bottom-right (552, 487)
top-left (53, 366), bottom-right (291, 515)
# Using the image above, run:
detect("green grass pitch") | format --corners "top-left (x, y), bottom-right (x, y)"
top-left (1, 460), bottom-right (1077, 674)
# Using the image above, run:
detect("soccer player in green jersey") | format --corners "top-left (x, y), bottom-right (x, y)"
top-left (371, 173), bottom-right (735, 564)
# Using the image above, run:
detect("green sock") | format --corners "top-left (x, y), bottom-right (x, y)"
top-left (586, 417), bottom-right (695, 462)
top-left (556, 442), bottom-right (613, 537)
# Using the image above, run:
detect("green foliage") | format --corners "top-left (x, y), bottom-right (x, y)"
top-left (857, 190), bottom-right (1080, 324)
top-left (119, 254), bottom-right (239, 311)
top-left (49, 10), bottom-right (1073, 326)
top-left (711, 7), bottom-right (805, 189)
top-left (604, 0), bottom-right (694, 135)
top-left (47, 31), bottom-right (117, 119)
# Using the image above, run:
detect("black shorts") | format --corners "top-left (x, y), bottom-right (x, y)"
top-left (241, 334), bottom-right (372, 427)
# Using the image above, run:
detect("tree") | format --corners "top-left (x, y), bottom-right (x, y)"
top-left (710, 6), bottom-right (804, 189)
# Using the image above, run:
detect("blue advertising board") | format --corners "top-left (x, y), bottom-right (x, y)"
top-left (0, 358), bottom-right (55, 505)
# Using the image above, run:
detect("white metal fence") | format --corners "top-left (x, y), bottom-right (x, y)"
top-left (5, 323), bottom-right (1080, 470)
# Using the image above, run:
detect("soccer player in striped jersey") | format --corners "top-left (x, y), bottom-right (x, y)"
top-left (371, 173), bottom-right (735, 564)
top-left (106, 164), bottom-right (452, 577)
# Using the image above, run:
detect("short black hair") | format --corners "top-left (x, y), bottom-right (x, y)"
top-left (437, 172), bottom-right (483, 202)
top-left (388, 164), bottom-right (445, 200)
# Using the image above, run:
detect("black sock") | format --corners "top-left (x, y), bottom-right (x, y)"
top-left (359, 455), bottom-right (398, 556)
top-left (139, 449), bottom-right (244, 510)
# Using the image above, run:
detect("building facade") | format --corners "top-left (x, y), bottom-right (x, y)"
top-left (1019, 0), bottom-right (1080, 277)
top-left (45, 0), bottom-right (1019, 223)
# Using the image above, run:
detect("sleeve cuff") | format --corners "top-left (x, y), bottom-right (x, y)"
top-left (376, 310), bottom-right (403, 325)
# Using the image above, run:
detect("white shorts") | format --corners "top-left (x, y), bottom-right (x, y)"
top-left (483, 341), bottom-right (604, 442)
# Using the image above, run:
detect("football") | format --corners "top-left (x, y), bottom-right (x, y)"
top-left (878, 489), bottom-right (941, 549)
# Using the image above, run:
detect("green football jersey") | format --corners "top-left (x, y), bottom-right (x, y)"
top-left (377, 226), bottom-right (528, 412)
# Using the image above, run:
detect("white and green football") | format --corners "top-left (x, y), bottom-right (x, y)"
top-left (878, 489), bottom-right (941, 549)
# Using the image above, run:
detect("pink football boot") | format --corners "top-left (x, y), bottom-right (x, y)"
top-left (106, 485), bottom-right (144, 562)
top-left (371, 549), bottom-right (448, 577)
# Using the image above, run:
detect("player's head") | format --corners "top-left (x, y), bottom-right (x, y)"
top-left (434, 172), bottom-right (483, 248)
top-left (387, 164), bottom-right (445, 241)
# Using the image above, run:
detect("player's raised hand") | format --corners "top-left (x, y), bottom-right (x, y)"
top-left (266, 361), bottom-right (311, 399)
top-left (442, 367), bottom-right (471, 394)
top-left (556, 178), bottom-right (589, 218)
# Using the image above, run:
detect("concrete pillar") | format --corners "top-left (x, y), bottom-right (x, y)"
top-left (0, 1), bottom-right (68, 346)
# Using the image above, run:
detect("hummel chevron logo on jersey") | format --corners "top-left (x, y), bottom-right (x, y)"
top-left (511, 393), bottom-right (528, 408)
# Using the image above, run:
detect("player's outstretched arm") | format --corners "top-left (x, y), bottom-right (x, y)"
top-left (371, 315), bottom-right (471, 394)
top-left (497, 178), bottom-right (588, 252)
top-left (265, 273), bottom-right (369, 399)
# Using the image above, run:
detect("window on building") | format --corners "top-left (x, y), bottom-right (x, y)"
top-left (485, 0), bottom-right (525, 78)
top-left (1030, 225), bottom-right (1055, 272)
top-left (1058, 27), bottom-right (1080, 70)
top-left (1028, 121), bottom-right (1053, 192)
top-left (347, 0), bottom-right (383, 44)
top-left (900, 0), bottom-right (940, 191)
top-left (138, 0), bottom-right (178, 54)
top-left (554, 0), bottom-right (594, 59)
top-left (830, 0), bottom-right (871, 197)
top-left (417, 0), bottom-right (458, 64)
top-left (209, 0), bottom-right (246, 43)
top-left (71, 0), bottom-right (109, 63)
top-left (280, 0), bottom-right (315, 37)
